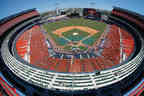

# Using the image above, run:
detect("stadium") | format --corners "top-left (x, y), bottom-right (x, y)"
top-left (0, 6), bottom-right (144, 96)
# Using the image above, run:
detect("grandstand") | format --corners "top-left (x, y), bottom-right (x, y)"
top-left (0, 7), bottom-right (144, 96)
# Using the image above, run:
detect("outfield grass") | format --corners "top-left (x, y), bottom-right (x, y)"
top-left (82, 31), bottom-right (103, 46)
top-left (43, 18), bottom-right (107, 46)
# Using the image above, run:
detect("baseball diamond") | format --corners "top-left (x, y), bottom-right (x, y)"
top-left (43, 18), bottom-right (107, 52)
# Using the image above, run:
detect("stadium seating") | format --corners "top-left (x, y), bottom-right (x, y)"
top-left (1, 28), bottom-right (144, 90)
top-left (112, 7), bottom-right (144, 30)
top-left (120, 28), bottom-right (135, 57)
top-left (15, 22), bottom-right (135, 73)
top-left (1, 7), bottom-right (144, 96)
top-left (0, 10), bottom-right (39, 36)
top-left (102, 25), bottom-right (120, 65)
top-left (16, 31), bottom-right (29, 59)
top-left (30, 25), bottom-right (49, 65)
top-left (81, 59), bottom-right (95, 72)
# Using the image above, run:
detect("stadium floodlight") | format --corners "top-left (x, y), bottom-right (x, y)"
top-left (55, 2), bottom-right (60, 15)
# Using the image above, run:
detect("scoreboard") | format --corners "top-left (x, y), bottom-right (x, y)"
top-left (83, 8), bottom-right (101, 20)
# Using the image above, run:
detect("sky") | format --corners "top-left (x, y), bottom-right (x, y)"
top-left (0, 0), bottom-right (144, 19)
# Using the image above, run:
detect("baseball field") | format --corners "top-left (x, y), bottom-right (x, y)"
top-left (43, 17), bottom-right (107, 51)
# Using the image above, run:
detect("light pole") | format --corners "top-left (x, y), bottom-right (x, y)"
top-left (55, 2), bottom-right (60, 16)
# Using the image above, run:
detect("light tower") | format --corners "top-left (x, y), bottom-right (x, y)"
top-left (55, 2), bottom-right (60, 16)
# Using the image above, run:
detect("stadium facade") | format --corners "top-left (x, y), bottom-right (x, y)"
top-left (0, 7), bottom-right (144, 96)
